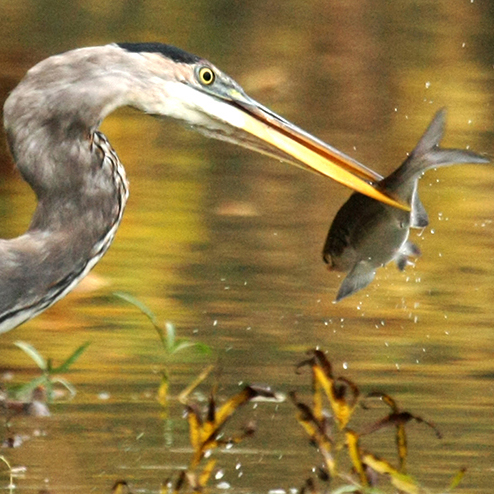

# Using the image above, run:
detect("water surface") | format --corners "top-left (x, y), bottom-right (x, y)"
top-left (0, 1), bottom-right (493, 493)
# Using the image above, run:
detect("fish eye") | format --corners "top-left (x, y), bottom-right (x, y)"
top-left (197, 66), bottom-right (215, 86)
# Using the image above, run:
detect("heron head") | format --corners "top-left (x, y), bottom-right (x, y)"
top-left (119, 43), bottom-right (407, 208)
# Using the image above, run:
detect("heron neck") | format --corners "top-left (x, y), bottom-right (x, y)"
top-left (0, 130), bottom-right (128, 334)
top-left (0, 45), bottom-right (141, 332)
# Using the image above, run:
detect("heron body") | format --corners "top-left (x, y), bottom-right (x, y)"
top-left (1, 43), bottom-right (400, 334)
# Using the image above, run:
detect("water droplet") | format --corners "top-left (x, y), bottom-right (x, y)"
top-left (215, 470), bottom-right (225, 480)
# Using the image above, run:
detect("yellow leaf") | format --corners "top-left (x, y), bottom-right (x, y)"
top-left (291, 397), bottom-right (336, 476)
top-left (314, 366), bottom-right (351, 429)
top-left (201, 394), bottom-right (217, 444)
top-left (346, 430), bottom-right (368, 486)
top-left (112, 481), bottom-right (131, 494)
top-left (186, 405), bottom-right (202, 452)
top-left (199, 459), bottom-right (217, 487)
top-left (214, 386), bottom-right (257, 429)
top-left (448, 467), bottom-right (466, 490)
top-left (363, 453), bottom-right (419, 494)
top-left (178, 365), bottom-right (214, 405)
top-left (397, 423), bottom-right (408, 472)
top-left (157, 372), bottom-right (169, 408)
top-left (312, 369), bottom-right (324, 422)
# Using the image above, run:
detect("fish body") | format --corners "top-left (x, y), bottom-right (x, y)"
top-left (323, 109), bottom-right (489, 301)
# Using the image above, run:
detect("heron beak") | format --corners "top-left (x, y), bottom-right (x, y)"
top-left (224, 93), bottom-right (408, 210)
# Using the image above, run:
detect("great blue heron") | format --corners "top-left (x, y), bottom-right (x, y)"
top-left (1, 42), bottom-right (403, 334)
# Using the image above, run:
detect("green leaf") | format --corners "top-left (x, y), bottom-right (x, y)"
top-left (191, 342), bottom-right (211, 355)
top-left (165, 322), bottom-right (176, 352)
top-left (14, 341), bottom-right (47, 370)
top-left (114, 292), bottom-right (158, 325)
top-left (114, 292), bottom-right (167, 349)
top-left (171, 340), bottom-right (211, 355)
top-left (114, 292), bottom-right (211, 356)
top-left (14, 376), bottom-right (47, 400)
top-left (52, 341), bottom-right (91, 373)
top-left (51, 377), bottom-right (77, 399)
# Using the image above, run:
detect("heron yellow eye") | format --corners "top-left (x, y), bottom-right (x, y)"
top-left (198, 67), bottom-right (215, 85)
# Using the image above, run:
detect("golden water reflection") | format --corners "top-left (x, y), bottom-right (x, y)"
top-left (1, 1), bottom-right (493, 493)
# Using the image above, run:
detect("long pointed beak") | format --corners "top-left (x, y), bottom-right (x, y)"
top-left (209, 91), bottom-right (406, 210)
top-left (234, 97), bottom-right (408, 209)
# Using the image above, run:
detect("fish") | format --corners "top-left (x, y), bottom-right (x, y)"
top-left (322, 108), bottom-right (489, 301)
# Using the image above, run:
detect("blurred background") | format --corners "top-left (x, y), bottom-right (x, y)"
top-left (0, 1), bottom-right (493, 492)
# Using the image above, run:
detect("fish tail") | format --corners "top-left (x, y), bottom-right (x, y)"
top-left (384, 108), bottom-right (490, 187)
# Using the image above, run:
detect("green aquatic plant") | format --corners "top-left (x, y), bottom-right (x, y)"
top-left (12, 340), bottom-right (90, 402)
top-left (114, 292), bottom-right (210, 356)
top-left (114, 292), bottom-right (211, 405)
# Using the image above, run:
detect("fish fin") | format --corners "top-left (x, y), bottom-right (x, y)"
top-left (412, 108), bottom-right (447, 156)
top-left (336, 262), bottom-right (376, 301)
top-left (402, 240), bottom-right (421, 257)
top-left (383, 109), bottom-right (490, 192)
top-left (395, 255), bottom-right (408, 271)
top-left (395, 241), bottom-right (421, 271)
top-left (412, 108), bottom-right (490, 169)
top-left (425, 147), bottom-right (490, 167)
top-left (411, 191), bottom-right (429, 228)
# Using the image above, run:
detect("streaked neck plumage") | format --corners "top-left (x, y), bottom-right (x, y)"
top-left (0, 45), bottom-right (145, 332)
